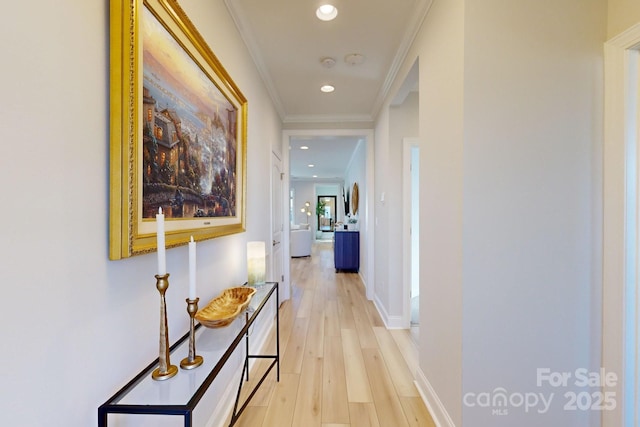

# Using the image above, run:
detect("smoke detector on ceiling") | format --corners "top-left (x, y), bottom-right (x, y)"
top-left (320, 57), bottom-right (336, 68)
top-left (344, 53), bottom-right (365, 65)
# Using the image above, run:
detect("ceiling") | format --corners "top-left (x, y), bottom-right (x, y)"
top-left (224, 0), bottom-right (429, 179)
top-left (288, 135), bottom-right (362, 180)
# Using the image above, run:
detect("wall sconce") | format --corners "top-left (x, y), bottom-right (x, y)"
top-left (247, 241), bottom-right (266, 286)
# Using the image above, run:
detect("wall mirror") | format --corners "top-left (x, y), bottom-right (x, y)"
top-left (317, 195), bottom-right (336, 231)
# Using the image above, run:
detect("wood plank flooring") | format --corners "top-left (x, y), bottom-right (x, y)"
top-left (229, 242), bottom-right (435, 427)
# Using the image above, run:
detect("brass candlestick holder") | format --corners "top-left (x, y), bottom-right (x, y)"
top-left (152, 273), bottom-right (178, 381)
top-left (180, 298), bottom-right (203, 370)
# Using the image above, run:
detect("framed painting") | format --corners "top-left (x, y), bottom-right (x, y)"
top-left (109, 0), bottom-right (247, 260)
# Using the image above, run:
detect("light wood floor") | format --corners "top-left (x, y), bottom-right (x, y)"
top-left (229, 242), bottom-right (435, 427)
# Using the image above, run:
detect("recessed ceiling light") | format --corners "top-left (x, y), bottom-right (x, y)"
top-left (320, 84), bottom-right (335, 93)
top-left (313, 175), bottom-right (318, 178)
top-left (316, 4), bottom-right (338, 21)
top-left (300, 145), bottom-right (309, 150)
top-left (308, 164), bottom-right (315, 168)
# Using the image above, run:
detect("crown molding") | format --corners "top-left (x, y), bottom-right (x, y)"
top-left (283, 113), bottom-right (373, 124)
top-left (223, 0), bottom-right (286, 120)
top-left (370, 0), bottom-right (433, 119)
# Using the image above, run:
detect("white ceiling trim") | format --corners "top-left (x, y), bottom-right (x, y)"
top-left (291, 177), bottom-right (347, 183)
top-left (283, 113), bottom-right (374, 124)
top-left (370, 0), bottom-right (433, 120)
top-left (223, 0), bottom-right (286, 120)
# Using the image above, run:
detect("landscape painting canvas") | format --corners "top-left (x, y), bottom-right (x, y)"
top-left (142, 6), bottom-right (238, 220)
top-left (109, 0), bottom-right (247, 260)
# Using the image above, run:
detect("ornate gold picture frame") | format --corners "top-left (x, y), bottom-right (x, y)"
top-left (109, 0), bottom-right (247, 260)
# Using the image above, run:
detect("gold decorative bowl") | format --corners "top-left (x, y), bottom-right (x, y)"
top-left (195, 287), bottom-right (257, 328)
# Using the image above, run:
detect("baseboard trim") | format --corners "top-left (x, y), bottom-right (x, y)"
top-left (372, 293), bottom-right (405, 329)
top-left (373, 294), bottom-right (389, 326)
top-left (386, 314), bottom-right (405, 329)
top-left (415, 368), bottom-right (456, 427)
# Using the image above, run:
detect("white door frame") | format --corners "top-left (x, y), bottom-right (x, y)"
top-left (402, 138), bottom-right (420, 328)
top-left (282, 129), bottom-right (375, 300)
top-left (603, 23), bottom-right (640, 427)
top-left (270, 150), bottom-right (285, 297)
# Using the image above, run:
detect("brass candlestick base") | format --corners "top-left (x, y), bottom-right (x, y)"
top-left (152, 273), bottom-right (178, 381)
top-left (181, 298), bottom-right (203, 370)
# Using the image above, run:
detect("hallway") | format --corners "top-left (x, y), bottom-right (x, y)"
top-left (230, 242), bottom-right (435, 427)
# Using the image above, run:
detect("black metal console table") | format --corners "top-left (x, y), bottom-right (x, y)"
top-left (98, 282), bottom-right (279, 427)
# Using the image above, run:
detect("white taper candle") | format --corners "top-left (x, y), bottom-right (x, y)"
top-left (156, 207), bottom-right (166, 275)
top-left (188, 236), bottom-right (196, 299)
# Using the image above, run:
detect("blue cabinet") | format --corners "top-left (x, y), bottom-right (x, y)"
top-left (334, 231), bottom-right (359, 272)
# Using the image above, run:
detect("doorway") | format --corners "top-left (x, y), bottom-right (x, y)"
top-left (282, 129), bottom-right (375, 301)
top-left (603, 26), bottom-right (640, 427)
top-left (410, 145), bottom-right (419, 326)
top-left (403, 138), bottom-right (420, 334)
top-left (622, 48), bottom-right (640, 427)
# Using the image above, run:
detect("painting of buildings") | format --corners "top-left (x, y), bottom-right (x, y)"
top-left (141, 6), bottom-right (238, 219)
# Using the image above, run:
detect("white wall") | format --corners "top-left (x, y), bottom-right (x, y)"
top-left (462, 1), bottom-right (605, 425)
top-left (377, 0), bottom-right (606, 425)
top-left (344, 143), bottom-right (367, 219)
top-left (0, 1), bottom-right (280, 426)
top-left (408, 0), bottom-right (466, 423)
top-left (374, 108), bottom-right (392, 310)
top-left (291, 181), bottom-right (316, 226)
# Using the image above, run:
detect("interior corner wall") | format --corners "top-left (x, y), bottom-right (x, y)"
top-left (462, 1), bottom-right (606, 426)
top-left (0, 1), bottom-right (280, 426)
top-left (374, 110), bottom-right (391, 310)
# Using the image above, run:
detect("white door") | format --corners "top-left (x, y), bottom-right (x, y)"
top-left (271, 151), bottom-right (284, 296)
